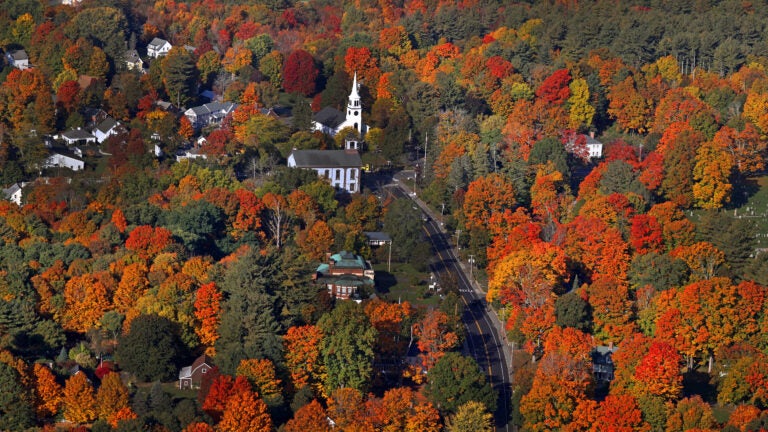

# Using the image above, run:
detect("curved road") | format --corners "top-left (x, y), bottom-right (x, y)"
top-left (387, 179), bottom-right (512, 431)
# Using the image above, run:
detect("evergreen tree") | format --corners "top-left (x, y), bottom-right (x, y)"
top-left (425, 352), bottom-right (497, 415)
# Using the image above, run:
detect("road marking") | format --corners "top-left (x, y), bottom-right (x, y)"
top-left (424, 225), bottom-right (495, 378)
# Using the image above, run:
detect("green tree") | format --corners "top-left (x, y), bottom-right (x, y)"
top-left (628, 252), bottom-right (687, 291)
top-left (529, 137), bottom-right (570, 181)
top-left (382, 198), bottom-right (425, 262)
top-left (66, 7), bottom-right (127, 61)
top-left (162, 47), bottom-right (198, 108)
top-left (215, 249), bottom-right (285, 374)
top-left (115, 314), bottom-right (187, 381)
top-left (0, 362), bottom-right (33, 430)
top-left (696, 211), bottom-right (756, 281)
top-left (555, 292), bottom-right (592, 332)
top-left (425, 352), bottom-right (497, 415)
top-left (317, 301), bottom-right (377, 394)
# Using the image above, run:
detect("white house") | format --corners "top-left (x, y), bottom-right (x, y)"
top-left (567, 132), bottom-right (603, 160)
top-left (184, 101), bottom-right (237, 129)
top-left (6, 50), bottom-right (29, 70)
top-left (311, 72), bottom-right (367, 137)
top-left (287, 148), bottom-right (362, 194)
top-left (93, 117), bottom-right (122, 143)
top-left (2, 183), bottom-right (23, 205)
top-left (44, 152), bottom-right (84, 171)
top-left (124, 49), bottom-right (144, 71)
top-left (147, 38), bottom-right (172, 58)
top-left (60, 128), bottom-right (97, 145)
top-left (585, 132), bottom-right (603, 159)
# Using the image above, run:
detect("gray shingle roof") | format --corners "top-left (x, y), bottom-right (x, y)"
top-left (312, 107), bottom-right (346, 128)
top-left (290, 150), bottom-right (362, 168)
top-left (148, 37), bottom-right (169, 48)
top-left (9, 50), bottom-right (28, 61)
top-left (95, 117), bottom-right (118, 134)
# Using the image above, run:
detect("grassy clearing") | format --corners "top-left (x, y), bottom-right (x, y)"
top-left (373, 262), bottom-right (440, 307)
top-left (732, 176), bottom-right (768, 249)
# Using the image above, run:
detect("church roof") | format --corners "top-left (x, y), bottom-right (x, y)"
top-left (312, 106), bottom-right (346, 128)
top-left (290, 149), bottom-right (362, 168)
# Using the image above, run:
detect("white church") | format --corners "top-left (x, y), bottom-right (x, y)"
top-left (311, 72), bottom-right (368, 138)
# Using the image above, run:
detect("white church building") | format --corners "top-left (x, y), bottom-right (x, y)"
top-left (311, 73), bottom-right (368, 137)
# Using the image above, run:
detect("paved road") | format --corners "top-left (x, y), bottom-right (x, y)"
top-left (386, 176), bottom-right (512, 431)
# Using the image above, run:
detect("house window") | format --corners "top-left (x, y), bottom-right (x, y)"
top-left (202, 367), bottom-right (207, 373)
top-left (349, 170), bottom-right (356, 180)
top-left (335, 170), bottom-right (341, 180)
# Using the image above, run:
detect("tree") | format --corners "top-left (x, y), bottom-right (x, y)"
top-left (462, 173), bottom-right (516, 232)
top-left (593, 394), bottom-right (649, 431)
top-left (284, 399), bottom-right (331, 432)
top-left (202, 374), bottom-right (251, 421)
top-left (0, 362), bottom-right (34, 430)
top-left (382, 198), bottom-right (424, 262)
top-left (62, 272), bottom-right (114, 333)
top-left (536, 69), bottom-right (571, 105)
top-left (125, 225), bottom-right (173, 259)
top-left (63, 372), bottom-right (96, 424)
top-left (32, 363), bottom-right (62, 418)
top-left (446, 401), bottom-right (494, 432)
top-left (298, 220), bottom-right (334, 261)
top-left (665, 396), bottom-right (717, 431)
top-left (554, 292), bottom-right (591, 332)
top-left (633, 340), bottom-right (682, 400)
top-left (161, 47), bottom-right (197, 107)
top-left (282, 49), bottom-right (318, 96)
top-left (96, 372), bottom-right (129, 421)
top-left (693, 139), bottom-right (733, 209)
top-left (415, 309), bottom-right (459, 371)
top-left (236, 358), bottom-right (282, 407)
top-left (317, 301), bottom-right (377, 394)
top-left (115, 314), bottom-right (186, 382)
top-left (529, 137), bottom-right (570, 181)
top-left (283, 324), bottom-right (323, 391)
top-left (66, 7), bottom-right (127, 60)
top-left (425, 352), bottom-right (497, 415)
top-left (217, 387), bottom-right (272, 432)
top-left (194, 282), bottom-right (222, 355)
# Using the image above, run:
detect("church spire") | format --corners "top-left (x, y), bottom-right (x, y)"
top-left (349, 71), bottom-right (360, 99)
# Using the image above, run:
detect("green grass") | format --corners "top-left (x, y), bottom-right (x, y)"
top-left (373, 262), bottom-right (440, 307)
top-left (732, 175), bottom-right (768, 248)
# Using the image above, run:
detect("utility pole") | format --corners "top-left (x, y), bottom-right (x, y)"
top-left (456, 229), bottom-right (461, 250)
top-left (423, 131), bottom-right (428, 180)
top-left (468, 254), bottom-right (475, 284)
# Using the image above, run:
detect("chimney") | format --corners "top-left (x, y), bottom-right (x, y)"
top-left (589, 131), bottom-right (595, 139)
top-left (608, 341), bottom-right (614, 351)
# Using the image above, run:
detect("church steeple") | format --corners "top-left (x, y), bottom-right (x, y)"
top-left (346, 72), bottom-right (362, 133)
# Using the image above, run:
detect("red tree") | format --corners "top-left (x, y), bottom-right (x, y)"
top-left (536, 69), bottom-right (571, 105)
top-left (282, 49), bottom-right (318, 96)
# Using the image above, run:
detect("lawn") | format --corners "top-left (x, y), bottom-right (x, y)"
top-left (732, 175), bottom-right (768, 249)
top-left (372, 262), bottom-right (440, 307)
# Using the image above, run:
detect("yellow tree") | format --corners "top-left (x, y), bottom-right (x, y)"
top-left (693, 139), bottom-right (734, 209)
top-left (236, 358), bottom-right (282, 406)
top-left (63, 372), bottom-right (97, 424)
top-left (568, 78), bottom-right (595, 129)
top-left (96, 372), bottom-right (129, 421)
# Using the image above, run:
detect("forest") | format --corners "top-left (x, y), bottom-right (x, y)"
top-left (1, 0), bottom-right (768, 430)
